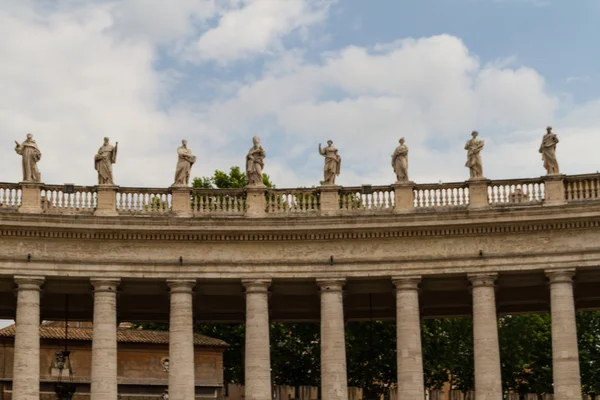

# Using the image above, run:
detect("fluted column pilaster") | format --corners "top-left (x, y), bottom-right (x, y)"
top-left (90, 279), bottom-right (120, 400)
top-left (469, 273), bottom-right (502, 400)
top-left (243, 279), bottom-right (272, 400)
top-left (393, 276), bottom-right (424, 399)
top-left (547, 270), bottom-right (582, 400)
top-left (317, 278), bottom-right (348, 400)
top-left (12, 276), bottom-right (44, 400)
top-left (168, 279), bottom-right (196, 400)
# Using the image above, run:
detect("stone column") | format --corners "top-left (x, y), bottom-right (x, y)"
top-left (12, 276), bottom-right (44, 400)
top-left (469, 273), bottom-right (502, 400)
top-left (317, 278), bottom-right (348, 400)
top-left (547, 270), bottom-right (582, 400)
top-left (168, 279), bottom-right (196, 400)
top-left (243, 279), bottom-right (272, 400)
top-left (90, 279), bottom-right (120, 400)
top-left (392, 276), bottom-right (424, 399)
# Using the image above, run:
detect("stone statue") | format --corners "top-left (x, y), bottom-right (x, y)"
top-left (94, 137), bottom-right (118, 185)
top-left (391, 137), bottom-right (409, 182)
top-left (161, 357), bottom-right (169, 372)
top-left (539, 126), bottom-right (560, 175)
top-left (14, 133), bottom-right (42, 182)
top-left (246, 136), bottom-right (266, 186)
top-left (319, 140), bottom-right (341, 185)
top-left (161, 390), bottom-right (169, 400)
top-left (173, 140), bottom-right (196, 187)
top-left (464, 131), bottom-right (485, 179)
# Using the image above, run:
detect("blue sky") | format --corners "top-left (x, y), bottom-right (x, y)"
top-left (0, 0), bottom-right (599, 188)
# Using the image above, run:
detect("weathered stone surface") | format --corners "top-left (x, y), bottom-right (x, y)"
top-left (540, 126), bottom-right (560, 175)
top-left (14, 134), bottom-right (41, 183)
top-left (465, 131), bottom-right (485, 180)
top-left (319, 141), bottom-right (341, 185)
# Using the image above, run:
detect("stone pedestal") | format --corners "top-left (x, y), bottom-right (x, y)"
top-left (468, 179), bottom-right (489, 209)
top-left (243, 279), bottom-right (272, 400)
top-left (392, 182), bottom-right (415, 212)
top-left (469, 273), bottom-right (502, 400)
top-left (94, 185), bottom-right (118, 216)
top-left (544, 175), bottom-right (566, 206)
top-left (171, 187), bottom-right (192, 217)
top-left (317, 278), bottom-right (347, 400)
top-left (547, 270), bottom-right (582, 400)
top-left (319, 185), bottom-right (340, 215)
top-left (13, 276), bottom-right (44, 400)
top-left (245, 186), bottom-right (267, 218)
top-left (392, 276), bottom-right (424, 399)
top-left (90, 279), bottom-right (120, 400)
top-left (167, 279), bottom-right (196, 400)
top-left (19, 182), bottom-right (42, 214)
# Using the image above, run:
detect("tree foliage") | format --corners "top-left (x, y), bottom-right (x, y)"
top-left (192, 166), bottom-right (273, 189)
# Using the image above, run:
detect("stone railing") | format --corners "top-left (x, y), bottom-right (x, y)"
top-left (6, 173), bottom-right (600, 217)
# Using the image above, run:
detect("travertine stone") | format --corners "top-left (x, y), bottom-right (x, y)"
top-left (95, 137), bottom-right (117, 185)
top-left (243, 279), bottom-right (272, 400)
top-left (13, 276), bottom-right (44, 400)
top-left (167, 279), bottom-right (196, 400)
top-left (19, 183), bottom-right (43, 214)
top-left (94, 185), bottom-right (118, 216)
top-left (173, 140), bottom-right (196, 187)
top-left (547, 270), bottom-right (581, 400)
top-left (90, 279), bottom-right (120, 400)
top-left (469, 273), bottom-right (502, 400)
top-left (319, 141), bottom-right (341, 185)
top-left (540, 127), bottom-right (560, 175)
top-left (391, 138), bottom-right (409, 183)
top-left (171, 187), bottom-right (192, 217)
top-left (318, 185), bottom-right (340, 215)
top-left (245, 186), bottom-right (267, 218)
top-left (14, 133), bottom-right (42, 183)
top-left (465, 131), bottom-right (485, 180)
top-left (544, 175), bottom-right (566, 205)
top-left (392, 182), bottom-right (415, 212)
top-left (392, 276), bottom-right (424, 399)
top-left (246, 136), bottom-right (266, 187)
top-left (317, 278), bottom-right (348, 400)
top-left (468, 179), bottom-right (490, 209)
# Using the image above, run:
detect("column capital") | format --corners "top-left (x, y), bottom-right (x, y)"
top-left (392, 276), bottom-right (421, 290)
top-left (90, 279), bottom-right (120, 293)
top-left (242, 279), bottom-right (271, 293)
top-left (468, 273), bottom-right (497, 287)
top-left (14, 276), bottom-right (44, 290)
top-left (546, 269), bottom-right (575, 284)
top-left (316, 278), bottom-right (345, 292)
top-left (167, 279), bottom-right (196, 293)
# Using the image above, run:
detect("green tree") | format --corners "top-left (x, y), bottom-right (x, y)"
top-left (192, 166), bottom-right (273, 189)
top-left (577, 311), bottom-right (600, 395)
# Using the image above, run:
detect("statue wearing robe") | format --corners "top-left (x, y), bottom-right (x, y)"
top-left (173, 140), bottom-right (196, 187)
top-left (539, 127), bottom-right (560, 175)
top-left (465, 131), bottom-right (485, 179)
top-left (319, 141), bottom-right (341, 185)
top-left (246, 136), bottom-right (266, 186)
top-left (94, 138), bottom-right (117, 185)
top-left (14, 134), bottom-right (42, 182)
top-left (392, 138), bottom-right (409, 182)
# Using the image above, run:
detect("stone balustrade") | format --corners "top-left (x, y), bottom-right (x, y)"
top-left (3, 172), bottom-right (600, 217)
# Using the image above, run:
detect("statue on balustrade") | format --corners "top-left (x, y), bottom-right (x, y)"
top-left (464, 131), bottom-right (485, 179)
top-left (94, 137), bottom-right (118, 185)
top-left (539, 126), bottom-right (560, 175)
top-left (246, 136), bottom-right (266, 187)
top-left (319, 140), bottom-right (341, 185)
top-left (172, 140), bottom-right (196, 187)
top-left (392, 137), bottom-right (409, 182)
top-left (14, 133), bottom-right (42, 183)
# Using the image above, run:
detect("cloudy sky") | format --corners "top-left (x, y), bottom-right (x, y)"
top-left (1, 0), bottom-right (599, 188)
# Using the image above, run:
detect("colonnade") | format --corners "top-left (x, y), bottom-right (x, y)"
top-left (10, 270), bottom-right (581, 400)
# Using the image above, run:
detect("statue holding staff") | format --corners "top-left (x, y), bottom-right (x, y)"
top-left (464, 131), bottom-right (485, 179)
top-left (94, 137), bottom-right (117, 185)
top-left (319, 140), bottom-right (341, 185)
top-left (539, 126), bottom-right (560, 175)
top-left (392, 137), bottom-right (409, 182)
top-left (173, 140), bottom-right (196, 187)
top-left (246, 136), bottom-right (266, 186)
top-left (14, 133), bottom-right (42, 182)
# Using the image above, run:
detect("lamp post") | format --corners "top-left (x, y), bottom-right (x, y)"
top-left (54, 295), bottom-right (76, 400)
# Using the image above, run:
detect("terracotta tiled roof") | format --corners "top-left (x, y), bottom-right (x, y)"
top-left (0, 324), bottom-right (228, 347)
